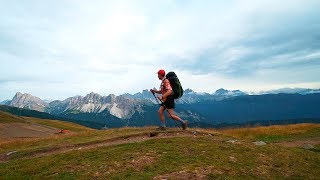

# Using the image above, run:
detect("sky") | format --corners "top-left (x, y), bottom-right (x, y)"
top-left (1, 0), bottom-right (320, 100)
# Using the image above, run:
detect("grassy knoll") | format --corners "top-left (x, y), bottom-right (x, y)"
top-left (1, 124), bottom-right (320, 179)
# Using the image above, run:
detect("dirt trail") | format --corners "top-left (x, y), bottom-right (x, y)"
top-left (0, 130), bottom-right (216, 163)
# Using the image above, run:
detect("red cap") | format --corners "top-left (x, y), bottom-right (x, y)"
top-left (157, 69), bottom-right (165, 76)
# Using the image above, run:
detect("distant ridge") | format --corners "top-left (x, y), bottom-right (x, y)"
top-left (0, 105), bottom-right (104, 129)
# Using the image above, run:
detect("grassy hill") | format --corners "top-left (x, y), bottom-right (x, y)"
top-left (0, 110), bottom-right (93, 140)
top-left (0, 111), bottom-right (27, 123)
top-left (23, 117), bottom-right (93, 133)
top-left (0, 105), bottom-right (107, 129)
top-left (0, 105), bottom-right (66, 121)
top-left (0, 123), bottom-right (319, 179)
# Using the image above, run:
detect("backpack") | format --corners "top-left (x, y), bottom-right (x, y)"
top-left (165, 72), bottom-right (183, 99)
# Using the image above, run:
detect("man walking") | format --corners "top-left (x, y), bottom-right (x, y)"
top-left (150, 69), bottom-right (188, 130)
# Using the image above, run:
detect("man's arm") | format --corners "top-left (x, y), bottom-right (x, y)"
top-left (162, 89), bottom-right (173, 102)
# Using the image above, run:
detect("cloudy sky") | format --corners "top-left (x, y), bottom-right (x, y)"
top-left (1, 0), bottom-right (320, 100)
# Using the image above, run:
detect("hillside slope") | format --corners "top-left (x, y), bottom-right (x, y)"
top-left (0, 111), bottom-right (92, 139)
top-left (0, 105), bottom-right (105, 129)
top-left (0, 124), bottom-right (319, 179)
top-left (0, 111), bottom-right (27, 123)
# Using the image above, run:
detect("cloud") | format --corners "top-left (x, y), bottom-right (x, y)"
top-left (0, 0), bottom-right (320, 100)
top-left (167, 0), bottom-right (320, 94)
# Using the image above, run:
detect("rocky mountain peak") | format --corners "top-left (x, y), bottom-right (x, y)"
top-left (141, 89), bottom-right (150, 95)
top-left (106, 94), bottom-right (117, 103)
top-left (184, 88), bottom-right (195, 94)
top-left (84, 92), bottom-right (102, 103)
top-left (214, 88), bottom-right (229, 95)
top-left (10, 92), bottom-right (48, 112)
top-left (15, 92), bottom-right (23, 97)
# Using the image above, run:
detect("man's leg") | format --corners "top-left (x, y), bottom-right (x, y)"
top-left (167, 109), bottom-right (188, 130)
top-left (158, 106), bottom-right (166, 127)
top-left (166, 109), bottom-right (184, 122)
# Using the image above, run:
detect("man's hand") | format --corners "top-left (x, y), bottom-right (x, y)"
top-left (150, 89), bottom-right (154, 93)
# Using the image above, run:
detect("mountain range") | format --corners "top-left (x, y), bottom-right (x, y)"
top-left (1, 88), bottom-right (320, 129)
top-left (258, 88), bottom-right (320, 95)
top-left (1, 88), bottom-right (249, 110)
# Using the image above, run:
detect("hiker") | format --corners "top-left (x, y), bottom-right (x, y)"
top-left (150, 69), bottom-right (188, 130)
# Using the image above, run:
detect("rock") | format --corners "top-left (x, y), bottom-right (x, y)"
top-left (229, 156), bottom-right (237, 162)
top-left (149, 132), bottom-right (157, 137)
top-left (226, 140), bottom-right (238, 144)
top-left (6, 151), bottom-right (17, 156)
top-left (302, 144), bottom-right (314, 150)
top-left (253, 141), bottom-right (267, 146)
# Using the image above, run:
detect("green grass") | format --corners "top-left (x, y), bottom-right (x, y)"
top-left (23, 117), bottom-right (93, 132)
top-left (1, 124), bottom-right (320, 179)
top-left (0, 111), bottom-right (26, 123)
top-left (254, 135), bottom-right (289, 142)
top-left (256, 126), bottom-right (320, 143)
top-left (220, 123), bottom-right (320, 142)
top-left (1, 136), bottom-right (319, 179)
top-left (310, 144), bottom-right (320, 153)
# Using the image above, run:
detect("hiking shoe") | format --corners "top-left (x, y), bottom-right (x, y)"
top-left (182, 120), bottom-right (188, 130)
top-left (156, 126), bottom-right (166, 131)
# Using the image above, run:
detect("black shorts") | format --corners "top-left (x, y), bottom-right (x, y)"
top-left (162, 95), bottom-right (175, 109)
